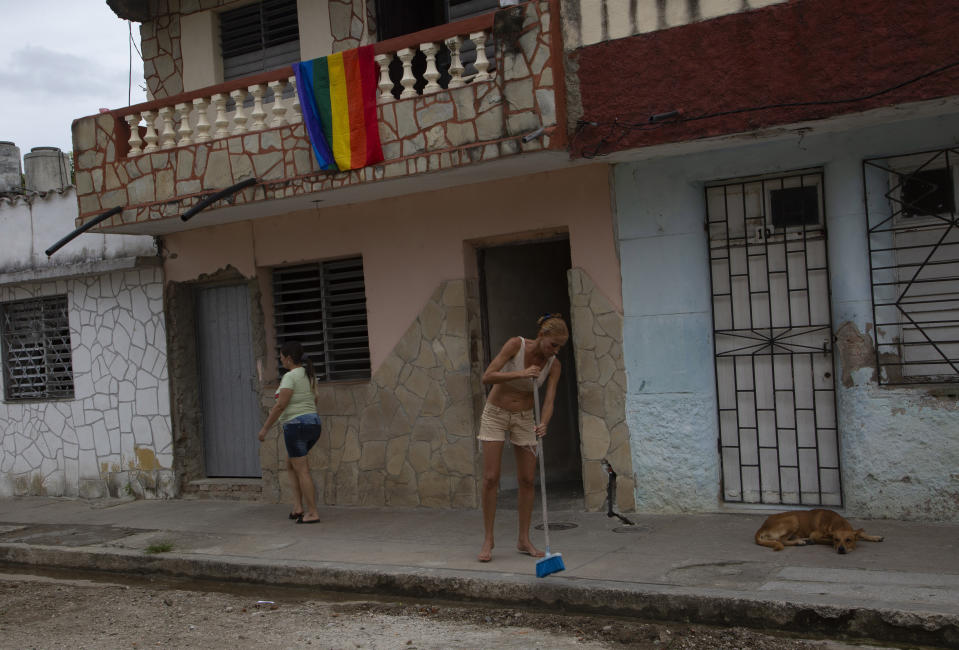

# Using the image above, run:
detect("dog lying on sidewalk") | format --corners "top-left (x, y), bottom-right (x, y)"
top-left (755, 508), bottom-right (884, 554)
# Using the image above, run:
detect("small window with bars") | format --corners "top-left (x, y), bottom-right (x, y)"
top-left (1, 295), bottom-right (74, 401)
top-left (272, 257), bottom-right (372, 382)
top-left (220, 0), bottom-right (300, 82)
top-left (864, 147), bottom-right (959, 384)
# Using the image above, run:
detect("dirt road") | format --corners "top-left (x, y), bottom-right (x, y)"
top-left (0, 570), bottom-right (883, 649)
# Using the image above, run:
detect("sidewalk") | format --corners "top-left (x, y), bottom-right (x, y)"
top-left (0, 496), bottom-right (957, 647)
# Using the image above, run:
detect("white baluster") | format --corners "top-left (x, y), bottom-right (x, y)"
top-left (141, 110), bottom-right (158, 153)
top-left (193, 97), bottom-right (211, 142)
top-left (287, 75), bottom-right (302, 123)
top-left (420, 42), bottom-right (441, 94)
top-left (125, 113), bottom-right (143, 156)
top-left (249, 83), bottom-right (268, 131)
top-left (230, 88), bottom-right (249, 134)
top-left (211, 93), bottom-right (230, 138)
top-left (175, 102), bottom-right (193, 146)
top-left (445, 36), bottom-right (465, 89)
top-left (268, 79), bottom-right (289, 127)
top-left (158, 105), bottom-right (176, 149)
top-left (470, 31), bottom-right (491, 82)
top-left (397, 47), bottom-right (417, 99)
top-left (374, 53), bottom-right (394, 102)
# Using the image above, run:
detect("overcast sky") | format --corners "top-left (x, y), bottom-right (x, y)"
top-left (0, 0), bottom-right (147, 159)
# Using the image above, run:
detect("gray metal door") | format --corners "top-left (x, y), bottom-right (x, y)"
top-left (196, 284), bottom-right (262, 477)
top-left (707, 170), bottom-right (842, 507)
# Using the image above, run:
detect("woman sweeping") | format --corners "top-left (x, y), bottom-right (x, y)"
top-left (257, 341), bottom-right (323, 524)
top-left (477, 313), bottom-right (569, 562)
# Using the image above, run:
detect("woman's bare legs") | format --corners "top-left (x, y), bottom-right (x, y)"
top-left (289, 456), bottom-right (320, 522)
top-left (514, 444), bottom-right (544, 557)
top-left (286, 457), bottom-right (303, 516)
top-left (479, 440), bottom-right (504, 562)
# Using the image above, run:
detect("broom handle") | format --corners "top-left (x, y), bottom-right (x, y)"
top-left (533, 380), bottom-right (551, 555)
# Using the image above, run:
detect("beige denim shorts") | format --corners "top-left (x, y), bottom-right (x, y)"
top-left (478, 402), bottom-right (536, 447)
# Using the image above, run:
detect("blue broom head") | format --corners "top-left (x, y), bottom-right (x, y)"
top-left (535, 552), bottom-right (565, 577)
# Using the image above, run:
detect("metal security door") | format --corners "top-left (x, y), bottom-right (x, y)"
top-left (196, 284), bottom-right (262, 477)
top-left (707, 170), bottom-right (841, 506)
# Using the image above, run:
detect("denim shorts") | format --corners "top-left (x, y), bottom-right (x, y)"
top-left (283, 413), bottom-right (322, 458)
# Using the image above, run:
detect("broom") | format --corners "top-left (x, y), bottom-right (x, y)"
top-left (532, 380), bottom-right (565, 577)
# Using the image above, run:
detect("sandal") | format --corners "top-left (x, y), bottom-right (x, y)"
top-left (289, 512), bottom-right (303, 521)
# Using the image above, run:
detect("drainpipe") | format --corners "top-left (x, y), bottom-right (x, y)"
top-left (45, 206), bottom-right (124, 257)
top-left (180, 177), bottom-right (258, 222)
top-left (601, 458), bottom-right (635, 526)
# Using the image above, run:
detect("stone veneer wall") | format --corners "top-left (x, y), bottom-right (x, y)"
top-left (76, 2), bottom-right (561, 227)
top-left (0, 265), bottom-right (174, 498)
top-left (568, 268), bottom-right (634, 512)
top-left (328, 0), bottom-right (376, 52)
top-left (260, 280), bottom-right (478, 507)
top-left (140, 0), bottom-right (377, 99)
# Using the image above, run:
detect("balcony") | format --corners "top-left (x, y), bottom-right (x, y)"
top-left (72, 1), bottom-right (566, 235)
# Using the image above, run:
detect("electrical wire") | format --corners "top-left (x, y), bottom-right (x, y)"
top-left (128, 21), bottom-right (132, 106)
top-left (577, 59), bottom-right (959, 158)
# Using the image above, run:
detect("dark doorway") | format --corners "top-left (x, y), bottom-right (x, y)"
top-left (478, 237), bottom-right (582, 494)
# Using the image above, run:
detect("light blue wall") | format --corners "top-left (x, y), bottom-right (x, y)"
top-left (615, 111), bottom-right (959, 520)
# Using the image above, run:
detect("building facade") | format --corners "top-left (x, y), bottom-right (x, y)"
top-left (563, 0), bottom-right (959, 521)
top-left (86, 0), bottom-right (634, 509)
top-left (0, 143), bottom-right (172, 499)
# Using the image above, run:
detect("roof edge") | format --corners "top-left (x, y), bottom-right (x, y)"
top-left (106, 0), bottom-right (150, 22)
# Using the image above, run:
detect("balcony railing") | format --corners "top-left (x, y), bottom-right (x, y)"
top-left (118, 15), bottom-right (497, 158)
top-left (73, 1), bottom-right (563, 230)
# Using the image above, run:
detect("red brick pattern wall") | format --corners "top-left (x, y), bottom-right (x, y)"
top-left (570, 0), bottom-right (959, 158)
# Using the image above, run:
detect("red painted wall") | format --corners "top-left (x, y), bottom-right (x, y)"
top-left (570, 0), bottom-right (959, 158)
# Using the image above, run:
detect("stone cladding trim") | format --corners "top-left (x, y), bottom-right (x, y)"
top-left (260, 280), bottom-right (477, 508)
top-left (568, 268), bottom-right (634, 512)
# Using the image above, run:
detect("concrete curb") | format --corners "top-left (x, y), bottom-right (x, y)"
top-left (2, 542), bottom-right (957, 647)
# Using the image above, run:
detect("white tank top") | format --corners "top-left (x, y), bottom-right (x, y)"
top-left (500, 337), bottom-right (554, 392)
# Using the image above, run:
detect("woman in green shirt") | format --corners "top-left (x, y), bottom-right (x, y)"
top-left (257, 341), bottom-right (322, 524)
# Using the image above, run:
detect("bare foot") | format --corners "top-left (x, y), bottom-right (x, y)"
top-left (517, 541), bottom-right (545, 558)
top-left (478, 541), bottom-right (494, 562)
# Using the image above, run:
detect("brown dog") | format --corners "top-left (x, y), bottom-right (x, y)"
top-left (754, 508), bottom-right (883, 554)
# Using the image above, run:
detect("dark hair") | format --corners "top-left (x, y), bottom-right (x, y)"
top-left (536, 313), bottom-right (569, 338)
top-left (280, 340), bottom-right (316, 389)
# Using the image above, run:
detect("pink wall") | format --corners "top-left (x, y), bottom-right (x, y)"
top-left (162, 165), bottom-right (620, 370)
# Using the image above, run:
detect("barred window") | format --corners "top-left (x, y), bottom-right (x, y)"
top-left (865, 147), bottom-right (959, 384)
top-left (1, 296), bottom-right (74, 400)
top-left (272, 257), bottom-right (371, 382)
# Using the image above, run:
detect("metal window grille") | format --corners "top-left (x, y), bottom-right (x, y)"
top-left (864, 147), bottom-right (959, 384)
top-left (707, 170), bottom-right (842, 506)
top-left (1, 295), bottom-right (74, 400)
top-left (220, 0), bottom-right (300, 81)
top-left (272, 257), bottom-right (371, 382)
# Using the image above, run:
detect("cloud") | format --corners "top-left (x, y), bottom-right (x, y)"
top-left (0, 45), bottom-right (130, 99)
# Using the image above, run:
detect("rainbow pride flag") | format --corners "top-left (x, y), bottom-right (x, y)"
top-left (294, 45), bottom-right (383, 172)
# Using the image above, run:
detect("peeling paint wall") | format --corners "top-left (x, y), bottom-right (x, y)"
top-left (614, 110), bottom-right (959, 521)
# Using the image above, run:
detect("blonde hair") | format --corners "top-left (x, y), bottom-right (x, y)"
top-left (536, 313), bottom-right (569, 338)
